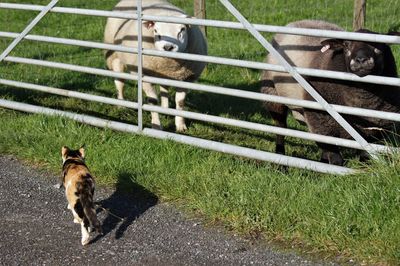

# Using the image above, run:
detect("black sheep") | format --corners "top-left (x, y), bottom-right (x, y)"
top-left (261, 20), bottom-right (400, 165)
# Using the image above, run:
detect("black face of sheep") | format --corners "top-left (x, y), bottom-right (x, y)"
top-left (320, 29), bottom-right (396, 77)
top-left (306, 30), bottom-right (400, 165)
top-left (262, 23), bottom-right (400, 167)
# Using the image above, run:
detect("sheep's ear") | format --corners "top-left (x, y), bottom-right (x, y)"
top-left (143, 21), bottom-right (155, 29)
top-left (179, 14), bottom-right (192, 28)
top-left (320, 39), bottom-right (344, 52)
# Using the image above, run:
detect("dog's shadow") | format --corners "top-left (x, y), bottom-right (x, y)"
top-left (90, 172), bottom-right (158, 243)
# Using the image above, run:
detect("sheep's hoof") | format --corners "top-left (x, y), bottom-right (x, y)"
top-left (329, 155), bottom-right (344, 166)
top-left (275, 145), bottom-right (285, 155)
top-left (176, 124), bottom-right (187, 133)
top-left (151, 123), bottom-right (163, 130)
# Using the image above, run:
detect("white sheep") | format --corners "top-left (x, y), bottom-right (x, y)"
top-left (261, 20), bottom-right (344, 124)
top-left (104, 0), bottom-right (208, 132)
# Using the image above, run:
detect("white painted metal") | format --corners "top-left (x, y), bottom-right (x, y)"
top-left (0, 98), bottom-right (140, 133)
top-left (143, 104), bottom-right (393, 153)
top-left (0, 1), bottom-right (399, 174)
top-left (1, 3), bottom-right (399, 44)
top-left (0, 98), bottom-right (355, 175)
top-left (219, 0), bottom-right (376, 157)
top-left (0, 0), bottom-right (59, 62)
top-left (0, 77), bottom-right (394, 153)
top-left (0, 79), bottom-right (138, 109)
top-left (1, 31), bottom-right (400, 89)
top-left (5, 55), bottom-right (400, 123)
top-left (1, 31), bottom-right (399, 88)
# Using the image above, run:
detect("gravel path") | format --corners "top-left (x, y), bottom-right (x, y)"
top-left (0, 155), bottom-right (337, 265)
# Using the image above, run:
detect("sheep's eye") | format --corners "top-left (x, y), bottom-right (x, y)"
top-left (178, 27), bottom-right (186, 36)
top-left (374, 48), bottom-right (382, 54)
top-left (154, 29), bottom-right (158, 34)
top-left (178, 28), bottom-right (186, 40)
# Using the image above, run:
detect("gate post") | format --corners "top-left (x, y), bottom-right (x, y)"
top-left (353, 0), bottom-right (366, 30)
top-left (194, 0), bottom-right (206, 36)
top-left (137, 0), bottom-right (144, 131)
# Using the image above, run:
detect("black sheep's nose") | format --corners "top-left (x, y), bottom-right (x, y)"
top-left (355, 56), bottom-right (368, 64)
top-left (163, 44), bottom-right (174, 51)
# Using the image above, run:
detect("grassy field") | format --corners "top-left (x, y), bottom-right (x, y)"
top-left (1, 0), bottom-right (400, 264)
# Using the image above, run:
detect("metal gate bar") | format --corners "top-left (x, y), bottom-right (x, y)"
top-left (0, 78), bottom-right (138, 109)
top-left (0, 98), bottom-right (355, 175)
top-left (219, 0), bottom-right (377, 156)
top-left (1, 3), bottom-right (399, 44)
top-left (0, 77), bottom-right (393, 153)
top-left (0, 0), bottom-right (59, 62)
top-left (1, 31), bottom-right (399, 88)
top-left (1, 56), bottom-right (397, 154)
top-left (0, 1), bottom-right (398, 174)
top-left (4, 55), bottom-right (400, 123)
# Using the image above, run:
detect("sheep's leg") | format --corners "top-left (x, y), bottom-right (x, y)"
top-left (142, 82), bottom-right (162, 130)
top-left (268, 102), bottom-right (288, 155)
top-left (318, 143), bottom-right (343, 166)
top-left (358, 150), bottom-right (370, 162)
top-left (304, 109), bottom-right (344, 165)
top-left (111, 58), bottom-right (125, 100)
top-left (175, 88), bottom-right (187, 132)
top-left (160, 86), bottom-right (169, 109)
top-left (261, 78), bottom-right (288, 155)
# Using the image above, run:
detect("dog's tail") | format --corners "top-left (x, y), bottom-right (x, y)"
top-left (77, 176), bottom-right (102, 234)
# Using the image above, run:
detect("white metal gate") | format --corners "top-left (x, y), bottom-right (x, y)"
top-left (0, 0), bottom-right (400, 175)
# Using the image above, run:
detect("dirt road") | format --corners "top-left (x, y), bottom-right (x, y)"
top-left (0, 155), bottom-right (336, 265)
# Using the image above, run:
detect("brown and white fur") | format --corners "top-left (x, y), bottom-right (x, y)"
top-left (61, 146), bottom-right (102, 245)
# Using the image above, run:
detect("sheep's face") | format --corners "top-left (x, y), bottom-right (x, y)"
top-left (321, 31), bottom-right (388, 77)
top-left (143, 20), bottom-right (189, 53)
top-left (344, 41), bottom-right (386, 77)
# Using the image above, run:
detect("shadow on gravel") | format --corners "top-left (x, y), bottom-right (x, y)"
top-left (91, 172), bottom-right (158, 243)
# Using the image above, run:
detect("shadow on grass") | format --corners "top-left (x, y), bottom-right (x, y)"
top-left (91, 172), bottom-right (158, 243)
top-left (186, 80), bottom-right (265, 119)
top-left (0, 86), bottom-right (141, 124)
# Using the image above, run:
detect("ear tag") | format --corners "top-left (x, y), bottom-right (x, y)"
top-left (143, 21), bottom-right (155, 29)
top-left (321, 44), bottom-right (330, 53)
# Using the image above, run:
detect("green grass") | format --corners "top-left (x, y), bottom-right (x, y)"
top-left (1, 0), bottom-right (400, 264)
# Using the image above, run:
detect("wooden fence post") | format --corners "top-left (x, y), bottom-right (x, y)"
top-left (353, 0), bottom-right (366, 30)
top-left (194, 0), bottom-right (206, 36)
